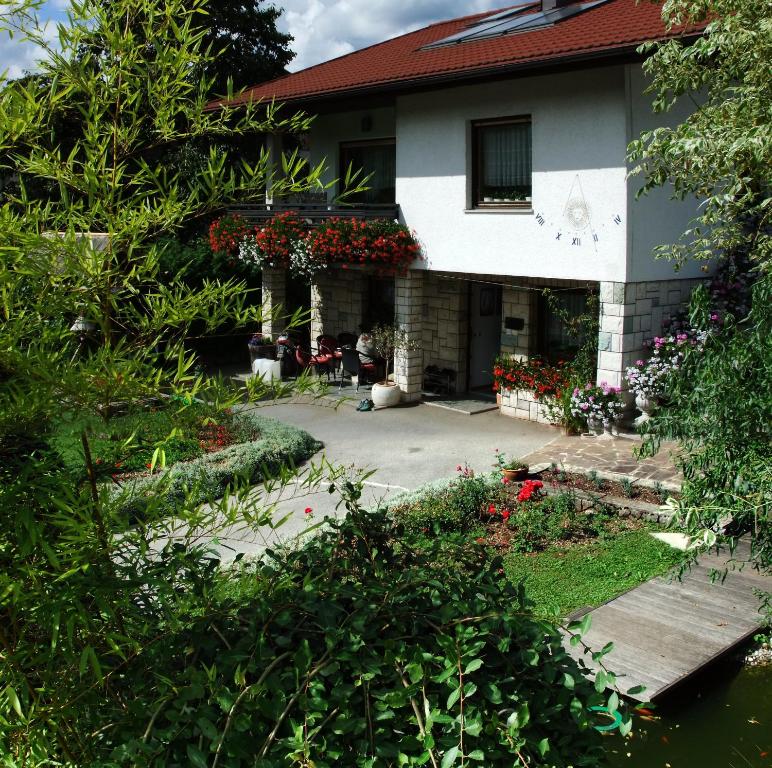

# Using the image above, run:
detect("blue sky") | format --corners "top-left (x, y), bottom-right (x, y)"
top-left (1, 1), bottom-right (508, 79)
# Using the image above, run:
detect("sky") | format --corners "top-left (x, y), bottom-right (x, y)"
top-left (0, 0), bottom-right (509, 79)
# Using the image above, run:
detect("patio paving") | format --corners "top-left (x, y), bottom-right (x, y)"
top-left (521, 433), bottom-right (684, 491)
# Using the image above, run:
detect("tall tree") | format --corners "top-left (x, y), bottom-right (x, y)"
top-left (202, 0), bottom-right (294, 95)
top-left (629, 0), bottom-right (771, 573)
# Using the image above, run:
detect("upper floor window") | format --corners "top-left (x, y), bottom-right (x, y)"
top-left (472, 117), bottom-right (532, 208)
top-left (340, 139), bottom-right (396, 205)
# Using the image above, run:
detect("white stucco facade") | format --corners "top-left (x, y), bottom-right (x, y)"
top-left (295, 60), bottom-right (706, 412)
top-left (307, 63), bottom-right (702, 285)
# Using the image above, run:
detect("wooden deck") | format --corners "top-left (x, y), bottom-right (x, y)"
top-left (565, 540), bottom-right (771, 701)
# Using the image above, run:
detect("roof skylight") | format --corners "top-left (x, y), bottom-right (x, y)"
top-left (423, 0), bottom-right (611, 49)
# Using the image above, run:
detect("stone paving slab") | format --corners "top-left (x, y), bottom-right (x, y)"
top-left (522, 433), bottom-right (683, 491)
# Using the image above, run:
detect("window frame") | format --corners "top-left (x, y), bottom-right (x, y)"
top-left (338, 137), bottom-right (396, 205)
top-left (471, 115), bottom-right (532, 210)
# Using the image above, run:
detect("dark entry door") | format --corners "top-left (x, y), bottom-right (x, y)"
top-left (468, 283), bottom-right (502, 390)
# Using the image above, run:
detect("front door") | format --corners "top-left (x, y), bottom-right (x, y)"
top-left (468, 283), bottom-right (502, 390)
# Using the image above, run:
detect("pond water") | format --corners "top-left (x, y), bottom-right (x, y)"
top-left (604, 657), bottom-right (771, 768)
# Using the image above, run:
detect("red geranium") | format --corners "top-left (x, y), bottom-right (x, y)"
top-left (517, 480), bottom-right (544, 503)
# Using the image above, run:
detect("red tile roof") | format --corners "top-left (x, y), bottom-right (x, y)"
top-left (223, 0), bottom-right (697, 108)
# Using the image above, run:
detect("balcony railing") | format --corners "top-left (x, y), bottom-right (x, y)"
top-left (228, 201), bottom-right (400, 226)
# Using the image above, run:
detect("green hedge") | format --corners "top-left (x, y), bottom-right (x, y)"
top-left (115, 410), bottom-right (321, 518)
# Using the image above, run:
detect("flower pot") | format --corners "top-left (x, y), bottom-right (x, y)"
top-left (634, 393), bottom-right (654, 427)
top-left (503, 467), bottom-right (528, 482)
top-left (248, 343), bottom-right (276, 363)
top-left (371, 382), bottom-right (402, 409)
top-left (586, 415), bottom-right (604, 435)
top-left (496, 392), bottom-right (502, 406)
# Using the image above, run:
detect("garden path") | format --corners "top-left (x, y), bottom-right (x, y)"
top-left (201, 399), bottom-right (556, 560)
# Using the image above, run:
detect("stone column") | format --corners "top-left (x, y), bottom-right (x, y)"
top-left (261, 266), bottom-right (287, 338)
top-left (394, 270), bottom-right (425, 402)
top-left (597, 278), bottom-right (704, 388)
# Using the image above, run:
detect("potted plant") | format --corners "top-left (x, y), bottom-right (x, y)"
top-left (368, 323), bottom-right (420, 408)
top-left (494, 450), bottom-right (529, 482)
top-left (247, 332), bottom-right (276, 363)
top-left (569, 382), bottom-right (623, 436)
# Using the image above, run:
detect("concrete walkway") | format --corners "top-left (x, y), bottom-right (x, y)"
top-left (206, 399), bottom-right (556, 559)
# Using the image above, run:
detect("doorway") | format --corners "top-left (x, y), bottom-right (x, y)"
top-left (468, 282), bottom-right (502, 391)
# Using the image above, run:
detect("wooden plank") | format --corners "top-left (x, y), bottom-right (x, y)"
top-left (563, 543), bottom-right (771, 702)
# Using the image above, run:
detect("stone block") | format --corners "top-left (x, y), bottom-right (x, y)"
top-left (636, 298), bottom-right (652, 315)
top-left (625, 284), bottom-right (638, 303)
top-left (601, 314), bottom-right (624, 334)
top-left (598, 332), bottom-right (612, 352)
top-left (598, 351), bottom-right (622, 372)
top-left (623, 316), bottom-right (635, 335)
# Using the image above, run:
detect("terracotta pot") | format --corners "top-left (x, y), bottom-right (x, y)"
top-left (503, 467), bottom-right (528, 482)
top-left (371, 382), bottom-right (402, 408)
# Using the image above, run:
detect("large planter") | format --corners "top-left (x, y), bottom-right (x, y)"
top-left (634, 393), bottom-right (655, 427)
top-left (248, 343), bottom-right (277, 364)
top-left (502, 467), bottom-right (528, 482)
top-left (371, 382), bottom-right (402, 409)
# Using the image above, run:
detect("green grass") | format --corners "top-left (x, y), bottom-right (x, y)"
top-left (49, 401), bottom-right (243, 477)
top-left (503, 529), bottom-right (682, 619)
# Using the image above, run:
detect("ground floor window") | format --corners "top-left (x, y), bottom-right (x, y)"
top-left (536, 289), bottom-right (593, 363)
top-left (363, 275), bottom-right (395, 329)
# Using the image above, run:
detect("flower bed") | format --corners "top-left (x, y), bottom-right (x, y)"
top-left (112, 410), bottom-right (321, 518)
top-left (386, 464), bottom-right (681, 618)
top-left (229, 213), bottom-right (422, 279)
top-left (493, 356), bottom-right (570, 398)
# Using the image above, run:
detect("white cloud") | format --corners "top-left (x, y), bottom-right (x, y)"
top-left (277, 0), bottom-right (509, 72)
top-left (0, 4), bottom-right (60, 80)
top-left (1, 1), bottom-right (510, 80)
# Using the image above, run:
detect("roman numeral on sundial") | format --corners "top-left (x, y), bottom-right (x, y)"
top-left (614, 214), bottom-right (622, 225)
top-left (572, 237), bottom-right (581, 246)
top-left (536, 214), bottom-right (546, 226)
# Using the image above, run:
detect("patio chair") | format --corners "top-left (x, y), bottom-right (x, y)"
top-left (337, 332), bottom-right (358, 348)
top-left (339, 346), bottom-right (381, 392)
top-left (295, 346), bottom-right (333, 380)
top-left (317, 334), bottom-right (343, 380)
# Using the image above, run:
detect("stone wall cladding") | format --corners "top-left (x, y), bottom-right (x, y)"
top-left (395, 271), bottom-right (425, 402)
top-left (500, 286), bottom-right (534, 359)
top-left (261, 266), bottom-right (286, 338)
top-left (499, 388), bottom-right (552, 424)
top-left (311, 269), bottom-right (367, 341)
top-left (421, 273), bottom-right (468, 392)
top-left (597, 278), bottom-right (704, 388)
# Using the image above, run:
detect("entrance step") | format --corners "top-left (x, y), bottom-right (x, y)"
top-left (422, 393), bottom-right (499, 416)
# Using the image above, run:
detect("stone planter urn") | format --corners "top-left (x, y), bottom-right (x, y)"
top-left (634, 393), bottom-right (655, 428)
top-left (586, 414), bottom-right (604, 435)
top-left (371, 382), bottom-right (402, 409)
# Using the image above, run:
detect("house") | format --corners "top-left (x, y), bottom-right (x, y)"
top-left (225, 0), bottom-right (706, 421)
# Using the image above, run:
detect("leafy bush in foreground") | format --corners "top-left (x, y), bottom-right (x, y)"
top-left (112, 508), bottom-right (609, 767)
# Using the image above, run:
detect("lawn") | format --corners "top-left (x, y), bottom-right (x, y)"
top-left (503, 529), bottom-right (682, 618)
top-left (387, 468), bottom-right (683, 620)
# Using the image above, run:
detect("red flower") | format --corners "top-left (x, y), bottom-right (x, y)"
top-left (304, 507), bottom-right (313, 515)
top-left (502, 509), bottom-right (511, 522)
top-left (488, 504), bottom-right (497, 515)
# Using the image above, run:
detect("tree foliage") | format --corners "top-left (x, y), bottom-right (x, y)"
top-left (0, 1), bottom-right (612, 764)
top-left (629, 0), bottom-right (771, 573)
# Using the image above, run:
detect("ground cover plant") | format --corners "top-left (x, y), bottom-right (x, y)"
top-left (388, 467), bottom-right (682, 618)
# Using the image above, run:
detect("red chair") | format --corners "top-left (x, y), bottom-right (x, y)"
top-left (295, 346), bottom-right (333, 380)
top-left (317, 334), bottom-right (342, 377)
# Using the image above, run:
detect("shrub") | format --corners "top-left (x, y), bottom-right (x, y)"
top-left (115, 410), bottom-right (321, 518)
top-left (389, 469), bottom-right (498, 534)
top-left (510, 493), bottom-right (584, 553)
top-left (113, 508), bottom-right (609, 766)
